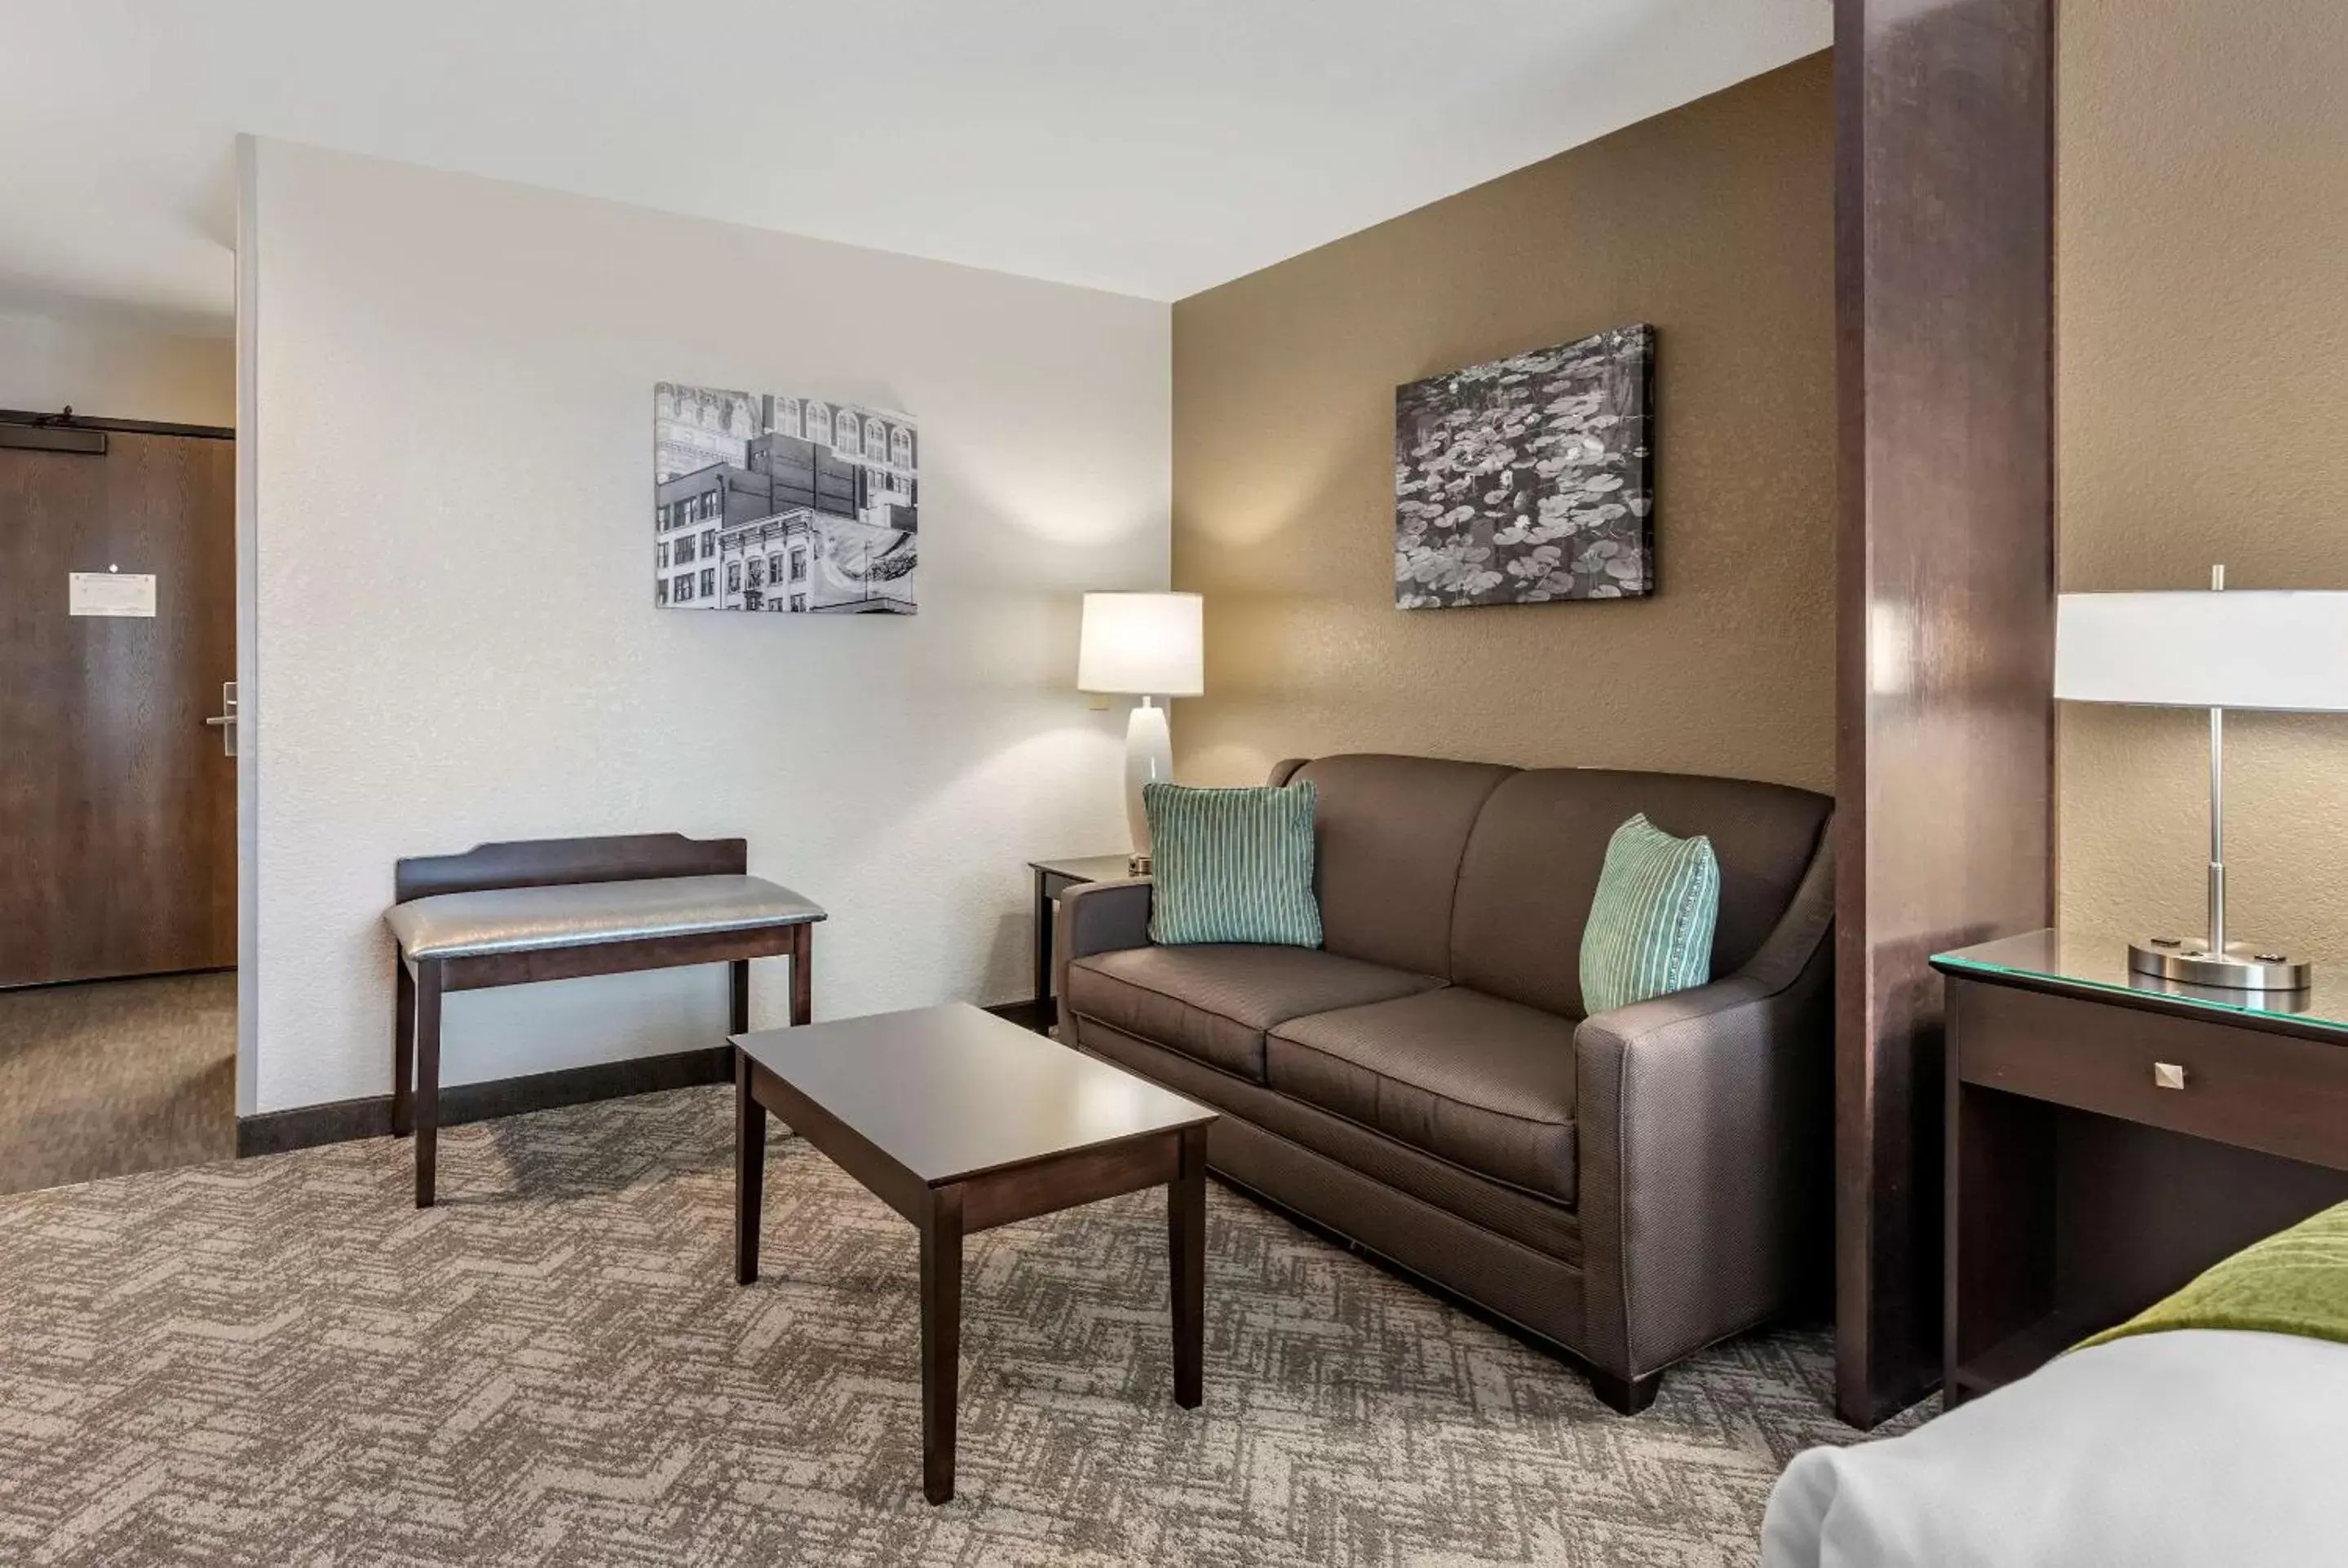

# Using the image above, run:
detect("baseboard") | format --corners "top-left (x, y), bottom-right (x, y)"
top-left (237, 1093), bottom-right (388, 1158)
top-left (235, 1045), bottom-right (733, 1158)
top-left (241, 1008), bottom-right (1046, 1159)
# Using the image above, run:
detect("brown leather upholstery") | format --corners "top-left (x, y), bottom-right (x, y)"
top-left (1056, 875), bottom-right (1152, 965)
top-left (1273, 754), bottom-right (1512, 977)
top-left (1266, 987), bottom-right (1579, 1204)
top-left (1203, 1111), bottom-right (1587, 1354)
top-left (1573, 837), bottom-right (1837, 1373)
top-left (1054, 752), bottom-right (1836, 1405)
top-left (1072, 1014), bottom-right (1579, 1261)
top-left (1448, 768), bottom-right (1832, 1018)
top-left (1064, 943), bottom-right (1439, 1082)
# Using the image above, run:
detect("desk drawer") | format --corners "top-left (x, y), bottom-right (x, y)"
top-left (1951, 978), bottom-right (2348, 1172)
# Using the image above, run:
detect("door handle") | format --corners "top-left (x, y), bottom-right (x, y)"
top-left (206, 680), bottom-right (237, 757)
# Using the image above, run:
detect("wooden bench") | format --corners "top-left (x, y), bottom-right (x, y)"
top-left (384, 833), bottom-right (825, 1207)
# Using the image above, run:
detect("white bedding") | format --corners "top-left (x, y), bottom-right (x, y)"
top-left (1762, 1329), bottom-right (2348, 1568)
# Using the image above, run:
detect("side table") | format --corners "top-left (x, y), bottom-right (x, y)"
top-left (1934, 928), bottom-right (2348, 1406)
top-left (1028, 854), bottom-right (1139, 1034)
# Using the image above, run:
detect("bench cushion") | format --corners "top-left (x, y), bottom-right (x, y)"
top-left (385, 874), bottom-right (824, 960)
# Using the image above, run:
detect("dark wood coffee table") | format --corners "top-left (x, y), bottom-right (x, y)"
top-left (730, 1002), bottom-right (1217, 1504)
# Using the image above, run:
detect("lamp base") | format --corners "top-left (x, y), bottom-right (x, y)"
top-left (1123, 700), bottom-right (1172, 872)
top-left (2128, 936), bottom-right (2311, 992)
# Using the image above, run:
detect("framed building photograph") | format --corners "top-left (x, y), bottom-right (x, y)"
top-left (654, 382), bottom-right (918, 614)
top-left (1394, 324), bottom-right (1655, 609)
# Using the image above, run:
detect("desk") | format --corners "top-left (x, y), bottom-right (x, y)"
top-left (1935, 929), bottom-right (2348, 1403)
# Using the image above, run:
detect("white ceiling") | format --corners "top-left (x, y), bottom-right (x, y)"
top-left (0, 0), bottom-right (1828, 337)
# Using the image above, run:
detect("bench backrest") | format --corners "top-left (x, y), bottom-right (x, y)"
top-left (392, 833), bottom-right (747, 903)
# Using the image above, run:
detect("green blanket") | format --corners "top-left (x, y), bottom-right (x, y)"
top-left (2078, 1198), bottom-right (2348, 1352)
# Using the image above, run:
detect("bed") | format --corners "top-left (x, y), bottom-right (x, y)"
top-left (1762, 1202), bottom-right (2348, 1567)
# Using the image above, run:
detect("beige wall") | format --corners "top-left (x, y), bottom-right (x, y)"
top-left (0, 309), bottom-right (233, 427)
top-left (1170, 54), bottom-right (1834, 792)
top-left (2058, 1), bottom-right (2348, 956)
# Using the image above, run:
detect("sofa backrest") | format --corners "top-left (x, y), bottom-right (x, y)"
top-left (1448, 768), bottom-right (1833, 1018)
top-left (1269, 753), bottom-right (1512, 978)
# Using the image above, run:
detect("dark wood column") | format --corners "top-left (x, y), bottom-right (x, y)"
top-left (1833, 0), bottom-right (2056, 1427)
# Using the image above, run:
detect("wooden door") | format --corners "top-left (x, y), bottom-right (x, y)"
top-left (1, 427), bottom-right (237, 986)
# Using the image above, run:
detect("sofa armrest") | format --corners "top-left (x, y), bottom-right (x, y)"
top-left (1581, 972), bottom-right (1775, 1052)
top-left (1571, 828), bottom-right (1836, 1380)
top-left (1053, 877), bottom-right (1153, 1034)
top-left (1059, 877), bottom-right (1152, 961)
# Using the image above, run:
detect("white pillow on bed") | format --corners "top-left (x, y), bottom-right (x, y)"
top-left (1762, 1329), bottom-right (2347, 1568)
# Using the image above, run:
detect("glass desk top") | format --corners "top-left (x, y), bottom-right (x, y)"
top-left (1933, 928), bottom-right (2348, 1040)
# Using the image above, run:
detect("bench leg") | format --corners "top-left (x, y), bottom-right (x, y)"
top-left (414, 958), bottom-right (444, 1208)
top-left (391, 954), bottom-right (415, 1137)
top-left (729, 957), bottom-right (750, 1036)
top-left (790, 924), bottom-right (812, 1027)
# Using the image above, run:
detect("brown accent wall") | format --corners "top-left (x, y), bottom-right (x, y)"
top-left (2057, 0), bottom-right (2348, 957)
top-left (1170, 53), bottom-right (1834, 790)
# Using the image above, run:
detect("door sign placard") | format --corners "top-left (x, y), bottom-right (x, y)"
top-left (68, 572), bottom-right (157, 617)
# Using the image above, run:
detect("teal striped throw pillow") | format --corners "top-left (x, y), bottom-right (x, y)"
top-left (1580, 813), bottom-right (1720, 1014)
top-left (1144, 781), bottom-right (1322, 948)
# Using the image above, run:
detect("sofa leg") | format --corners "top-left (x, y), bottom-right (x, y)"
top-left (1589, 1366), bottom-right (1662, 1415)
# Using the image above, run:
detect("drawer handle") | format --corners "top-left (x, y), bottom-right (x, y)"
top-left (2153, 1062), bottom-right (2188, 1091)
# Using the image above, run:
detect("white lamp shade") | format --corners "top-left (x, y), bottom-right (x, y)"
top-left (1077, 592), bottom-right (1204, 696)
top-left (2054, 590), bottom-right (2348, 712)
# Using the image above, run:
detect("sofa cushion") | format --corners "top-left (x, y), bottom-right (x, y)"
top-left (1271, 754), bottom-right (1514, 978)
top-left (1266, 987), bottom-right (1579, 1205)
top-left (1069, 1014), bottom-right (1581, 1264)
top-left (1065, 944), bottom-right (1440, 1083)
top-left (1448, 767), bottom-right (1833, 1018)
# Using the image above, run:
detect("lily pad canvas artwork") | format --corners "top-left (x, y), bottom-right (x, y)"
top-left (1394, 324), bottom-right (1655, 608)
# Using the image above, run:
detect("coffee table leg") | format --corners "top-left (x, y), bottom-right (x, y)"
top-left (734, 1048), bottom-right (764, 1286)
top-left (921, 1184), bottom-right (965, 1504)
top-left (1170, 1124), bottom-right (1206, 1408)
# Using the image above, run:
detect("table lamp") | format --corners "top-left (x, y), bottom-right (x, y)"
top-left (2054, 567), bottom-right (2348, 991)
top-left (1078, 591), bottom-right (1204, 874)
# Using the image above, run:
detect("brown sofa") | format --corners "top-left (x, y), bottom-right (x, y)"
top-left (1055, 753), bottom-right (1834, 1413)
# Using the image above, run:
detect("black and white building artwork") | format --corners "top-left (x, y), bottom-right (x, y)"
top-left (1393, 324), bottom-right (1655, 609)
top-left (654, 383), bottom-right (918, 614)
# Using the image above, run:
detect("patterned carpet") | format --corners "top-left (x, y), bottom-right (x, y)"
top-left (0, 1086), bottom-right (1886, 1566)
top-left (0, 972), bottom-right (237, 1196)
